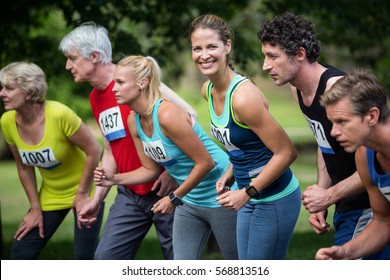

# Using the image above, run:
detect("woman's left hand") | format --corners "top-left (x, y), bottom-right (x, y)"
top-left (151, 196), bottom-right (175, 214)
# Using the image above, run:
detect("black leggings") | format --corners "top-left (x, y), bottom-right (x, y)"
top-left (10, 204), bottom-right (104, 260)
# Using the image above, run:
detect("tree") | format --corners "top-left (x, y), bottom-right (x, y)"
top-left (2, 1), bottom-right (389, 102)
top-left (1, 0), bottom-right (253, 80)
top-left (2, 1), bottom-right (389, 158)
top-left (1, 0), bottom-right (257, 157)
top-left (0, 0), bottom-right (259, 114)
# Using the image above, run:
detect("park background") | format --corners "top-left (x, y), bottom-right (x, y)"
top-left (1, 0), bottom-right (389, 259)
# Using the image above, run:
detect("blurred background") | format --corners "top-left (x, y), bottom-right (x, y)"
top-left (1, 0), bottom-right (389, 259)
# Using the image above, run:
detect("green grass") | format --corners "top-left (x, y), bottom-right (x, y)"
top-left (0, 77), bottom-right (335, 260)
top-left (0, 147), bottom-right (334, 260)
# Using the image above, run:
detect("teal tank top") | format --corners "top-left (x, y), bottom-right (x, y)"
top-left (207, 75), bottom-right (299, 203)
top-left (135, 99), bottom-right (236, 207)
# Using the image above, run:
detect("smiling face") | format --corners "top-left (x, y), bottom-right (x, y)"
top-left (112, 65), bottom-right (142, 105)
top-left (326, 97), bottom-right (369, 153)
top-left (261, 43), bottom-right (300, 86)
top-left (190, 28), bottom-right (231, 77)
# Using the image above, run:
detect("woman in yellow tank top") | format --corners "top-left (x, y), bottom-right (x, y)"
top-left (0, 61), bottom-right (103, 259)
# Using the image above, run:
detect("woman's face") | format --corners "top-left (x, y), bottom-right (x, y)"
top-left (112, 65), bottom-right (141, 105)
top-left (190, 27), bottom-right (231, 77)
top-left (0, 81), bottom-right (28, 111)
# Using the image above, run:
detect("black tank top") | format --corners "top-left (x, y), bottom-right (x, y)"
top-left (297, 63), bottom-right (370, 212)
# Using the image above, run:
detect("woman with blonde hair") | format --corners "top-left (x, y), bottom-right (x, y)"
top-left (94, 55), bottom-right (238, 259)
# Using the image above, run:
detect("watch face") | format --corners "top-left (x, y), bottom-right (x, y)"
top-left (248, 188), bottom-right (257, 196)
top-left (172, 197), bottom-right (181, 206)
top-left (245, 185), bottom-right (258, 198)
top-left (170, 192), bottom-right (183, 206)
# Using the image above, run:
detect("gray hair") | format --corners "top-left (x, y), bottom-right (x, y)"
top-left (59, 21), bottom-right (112, 64)
top-left (0, 62), bottom-right (47, 104)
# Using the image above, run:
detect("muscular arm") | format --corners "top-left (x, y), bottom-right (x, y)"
top-left (68, 122), bottom-right (102, 228)
top-left (68, 122), bottom-right (102, 195)
top-left (316, 148), bottom-right (332, 188)
top-left (159, 101), bottom-right (215, 198)
top-left (78, 135), bottom-right (114, 226)
top-left (151, 101), bottom-right (215, 213)
top-left (237, 82), bottom-right (297, 194)
top-left (316, 147), bottom-right (390, 259)
top-left (217, 81), bottom-right (297, 210)
top-left (155, 83), bottom-right (200, 196)
top-left (302, 148), bottom-right (365, 213)
top-left (91, 137), bottom-right (117, 204)
top-left (326, 172), bottom-right (364, 204)
top-left (341, 147), bottom-right (390, 258)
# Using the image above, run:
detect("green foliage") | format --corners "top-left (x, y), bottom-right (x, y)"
top-left (260, 0), bottom-right (390, 91)
top-left (47, 76), bottom-right (93, 120)
top-left (0, 5), bottom-right (68, 75)
top-left (3, 1), bottom-right (388, 118)
top-left (1, 0), bottom-right (251, 74)
top-left (0, 0), bottom-right (255, 117)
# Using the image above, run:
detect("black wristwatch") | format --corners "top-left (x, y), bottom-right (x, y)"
top-left (245, 184), bottom-right (259, 198)
top-left (169, 191), bottom-right (183, 206)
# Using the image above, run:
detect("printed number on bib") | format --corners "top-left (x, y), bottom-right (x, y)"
top-left (19, 148), bottom-right (61, 170)
top-left (142, 140), bottom-right (177, 167)
top-left (211, 125), bottom-right (240, 152)
top-left (99, 106), bottom-right (126, 141)
top-left (304, 115), bottom-right (335, 154)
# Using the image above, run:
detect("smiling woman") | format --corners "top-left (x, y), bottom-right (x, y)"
top-left (189, 14), bottom-right (301, 260)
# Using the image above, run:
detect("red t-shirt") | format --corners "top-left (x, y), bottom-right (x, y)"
top-left (90, 80), bottom-right (154, 195)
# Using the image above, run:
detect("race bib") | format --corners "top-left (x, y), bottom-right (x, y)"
top-left (378, 184), bottom-right (390, 202)
top-left (210, 125), bottom-right (242, 156)
top-left (304, 115), bottom-right (335, 154)
top-left (99, 106), bottom-right (126, 141)
top-left (19, 147), bottom-right (61, 170)
top-left (142, 140), bottom-right (177, 167)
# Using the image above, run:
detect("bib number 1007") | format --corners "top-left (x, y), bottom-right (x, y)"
top-left (19, 148), bottom-right (60, 169)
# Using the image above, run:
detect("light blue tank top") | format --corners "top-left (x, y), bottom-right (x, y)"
top-left (135, 99), bottom-right (236, 208)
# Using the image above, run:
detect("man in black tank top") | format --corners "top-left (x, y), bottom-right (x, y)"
top-left (257, 12), bottom-right (390, 259)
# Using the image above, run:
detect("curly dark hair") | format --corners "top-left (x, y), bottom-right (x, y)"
top-left (257, 12), bottom-right (321, 63)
